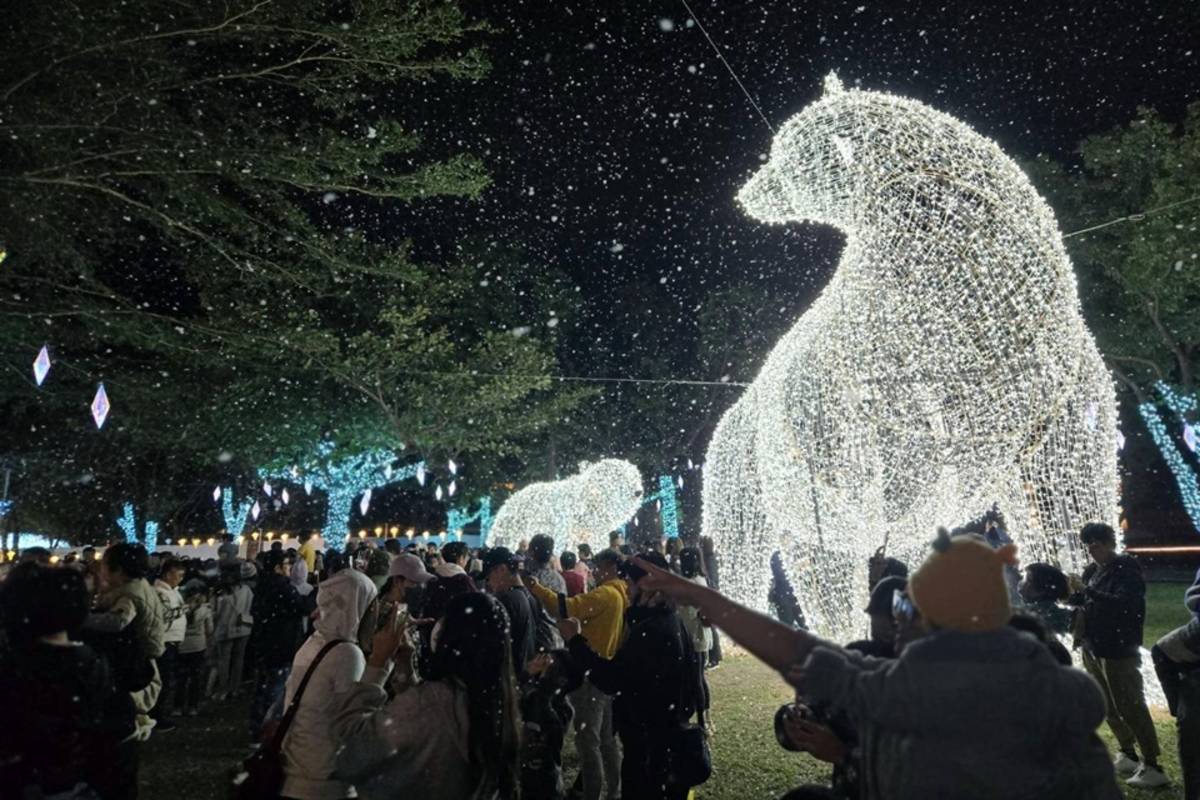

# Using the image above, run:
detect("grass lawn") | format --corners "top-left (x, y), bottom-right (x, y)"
top-left (142, 583), bottom-right (1195, 799)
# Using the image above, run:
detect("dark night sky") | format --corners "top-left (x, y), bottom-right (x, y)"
top-left (373, 0), bottom-right (1200, 378)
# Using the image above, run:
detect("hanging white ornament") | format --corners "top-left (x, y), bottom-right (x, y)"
top-left (435, 485), bottom-right (444, 502)
top-left (384, 463), bottom-right (394, 480)
top-left (281, 488), bottom-right (290, 505)
top-left (33, 345), bottom-right (51, 386)
top-left (263, 481), bottom-right (272, 497)
top-left (91, 383), bottom-right (110, 429)
top-left (304, 480), bottom-right (314, 495)
top-left (448, 480), bottom-right (457, 497)
top-left (212, 486), bottom-right (222, 502)
top-left (359, 488), bottom-right (372, 516)
top-left (1184, 423), bottom-right (1197, 453)
top-left (448, 459), bottom-right (458, 475)
top-left (417, 464), bottom-right (427, 486)
top-left (251, 501), bottom-right (261, 521)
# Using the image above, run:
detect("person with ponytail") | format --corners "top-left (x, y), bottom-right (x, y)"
top-left (333, 591), bottom-right (522, 800)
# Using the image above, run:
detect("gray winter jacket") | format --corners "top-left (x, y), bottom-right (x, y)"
top-left (802, 627), bottom-right (1121, 800)
top-left (334, 666), bottom-right (493, 800)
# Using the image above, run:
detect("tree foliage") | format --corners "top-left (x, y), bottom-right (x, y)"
top-left (0, 1), bottom-right (582, 540)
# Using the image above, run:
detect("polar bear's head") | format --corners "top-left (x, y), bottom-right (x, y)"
top-left (738, 73), bottom-right (867, 229)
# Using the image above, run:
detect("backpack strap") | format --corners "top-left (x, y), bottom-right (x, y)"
top-left (268, 638), bottom-right (350, 749)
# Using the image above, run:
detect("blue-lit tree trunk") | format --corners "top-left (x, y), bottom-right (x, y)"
top-left (116, 503), bottom-right (158, 550)
top-left (260, 443), bottom-right (424, 554)
top-left (221, 489), bottom-right (253, 536)
top-left (1137, 382), bottom-right (1200, 531)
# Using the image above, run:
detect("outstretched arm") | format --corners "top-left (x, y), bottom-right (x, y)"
top-left (632, 557), bottom-right (834, 672)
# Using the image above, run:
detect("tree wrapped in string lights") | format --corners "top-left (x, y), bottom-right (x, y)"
top-left (447, 497), bottom-right (494, 544)
top-left (116, 503), bottom-right (158, 551)
top-left (489, 460), bottom-right (644, 554)
top-left (260, 442), bottom-right (424, 551)
top-left (705, 74), bottom-right (1119, 641)
top-left (221, 489), bottom-right (254, 537)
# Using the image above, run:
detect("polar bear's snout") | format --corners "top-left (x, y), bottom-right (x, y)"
top-left (737, 164), bottom-right (793, 224)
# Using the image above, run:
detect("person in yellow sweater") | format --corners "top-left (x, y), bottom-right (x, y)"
top-left (528, 548), bottom-right (628, 800)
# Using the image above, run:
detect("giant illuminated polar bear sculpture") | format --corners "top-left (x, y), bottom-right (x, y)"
top-left (703, 74), bottom-right (1119, 640)
top-left (489, 460), bottom-right (644, 554)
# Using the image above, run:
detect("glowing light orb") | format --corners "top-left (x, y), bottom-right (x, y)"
top-left (703, 74), bottom-right (1119, 642)
top-left (489, 460), bottom-right (644, 554)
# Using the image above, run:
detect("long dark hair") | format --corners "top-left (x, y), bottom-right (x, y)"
top-left (679, 546), bottom-right (705, 579)
top-left (427, 592), bottom-right (521, 798)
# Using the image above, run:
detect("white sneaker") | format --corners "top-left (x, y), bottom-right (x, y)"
top-left (1113, 752), bottom-right (1140, 776)
top-left (1126, 764), bottom-right (1169, 789)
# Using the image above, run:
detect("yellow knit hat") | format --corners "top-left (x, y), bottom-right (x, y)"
top-left (908, 529), bottom-right (1017, 633)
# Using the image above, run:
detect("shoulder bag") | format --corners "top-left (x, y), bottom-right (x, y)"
top-left (232, 637), bottom-right (348, 800)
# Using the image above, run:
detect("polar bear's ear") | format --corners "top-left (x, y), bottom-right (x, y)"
top-left (823, 72), bottom-right (845, 96)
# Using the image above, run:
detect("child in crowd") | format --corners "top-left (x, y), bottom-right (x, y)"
top-left (177, 579), bottom-right (214, 715)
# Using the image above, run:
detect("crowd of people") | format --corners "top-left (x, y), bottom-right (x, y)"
top-left (1, 521), bottom-right (1198, 800)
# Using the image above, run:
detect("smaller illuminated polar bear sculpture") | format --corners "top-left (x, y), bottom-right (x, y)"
top-left (703, 74), bottom-right (1119, 641)
top-left (489, 460), bottom-right (644, 554)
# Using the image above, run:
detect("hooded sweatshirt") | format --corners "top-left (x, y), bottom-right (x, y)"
top-left (529, 577), bottom-right (629, 659)
top-left (280, 569), bottom-right (378, 800)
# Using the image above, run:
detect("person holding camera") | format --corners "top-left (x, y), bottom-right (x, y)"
top-left (1067, 522), bottom-right (1166, 789)
top-left (557, 551), bottom-right (706, 800)
top-left (528, 547), bottom-right (628, 800)
top-left (629, 531), bottom-right (1121, 800)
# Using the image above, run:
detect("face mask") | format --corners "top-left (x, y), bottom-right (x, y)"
top-left (403, 584), bottom-right (426, 611)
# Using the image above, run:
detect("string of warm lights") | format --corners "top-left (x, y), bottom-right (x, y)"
top-left (706, 74), bottom-right (1119, 642)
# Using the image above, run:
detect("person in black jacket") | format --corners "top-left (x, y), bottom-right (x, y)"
top-left (0, 563), bottom-right (136, 799)
top-left (559, 551), bottom-right (703, 800)
top-left (248, 549), bottom-right (312, 737)
top-left (1067, 522), bottom-right (1166, 789)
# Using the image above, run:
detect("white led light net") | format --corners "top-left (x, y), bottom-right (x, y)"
top-left (704, 74), bottom-right (1119, 643)
top-left (489, 459), bottom-right (644, 554)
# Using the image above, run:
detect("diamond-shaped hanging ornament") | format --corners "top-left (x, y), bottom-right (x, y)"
top-left (213, 486), bottom-right (222, 503)
top-left (33, 345), bottom-right (51, 386)
top-left (448, 459), bottom-right (458, 476)
top-left (1115, 431), bottom-right (1126, 452)
top-left (677, 476), bottom-right (684, 489)
top-left (448, 480), bottom-right (457, 497)
top-left (1185, 423), bottom-right (1198, 453)
top-left (304, 480), bottom-right (314, 495)
top-left (91, 383), bottom-right (110, 429)
top-left (263, 481), bottom-right (272, 497)
top-left (435, 485), bottom-right (444, 502)
top-left (251, 501), bottom-right (261, 521)
top-left (384, 464), bottom-right (394, 480)
top-left (281, 488), bottom-right (290, 505)
top-left (416, 464), bottom-right (426, 486)
top-left (359, 488), bottom-right (372, 516)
